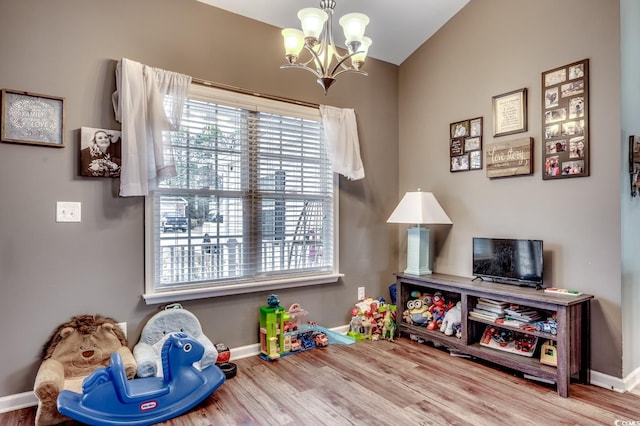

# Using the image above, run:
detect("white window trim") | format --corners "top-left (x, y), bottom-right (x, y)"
top-left (143, 154), bottom-right (341, 305)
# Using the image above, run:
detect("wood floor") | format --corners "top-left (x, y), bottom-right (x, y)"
top-left (4, 337), bottom-right (640, 425)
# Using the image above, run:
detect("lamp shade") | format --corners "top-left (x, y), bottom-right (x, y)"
top-left (297, 8), bottom-right (328, 39)
top-left (281, 28), bottom-right (305, 57)
top-left (387, 191), bottom-right (452, 225)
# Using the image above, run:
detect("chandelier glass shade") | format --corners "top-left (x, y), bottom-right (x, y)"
top-left (281, 0), bottom-right (372, 95)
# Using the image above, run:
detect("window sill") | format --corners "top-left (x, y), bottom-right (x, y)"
top-left (143, 273), bottom-right (343, 305)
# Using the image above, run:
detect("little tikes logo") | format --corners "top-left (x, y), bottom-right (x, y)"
top-left (140, 401), bottom-right (157, 411)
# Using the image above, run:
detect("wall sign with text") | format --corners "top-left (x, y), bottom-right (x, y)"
top-left (1, 89), bottom-right (65, 147)
top-left (492, 88), bottom-right (527, 137)
top-left (485, 137), bottom-right (533, 179)
top-left (541, 59), bottom-right (589, 180)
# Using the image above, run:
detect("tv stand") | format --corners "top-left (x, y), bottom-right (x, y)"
top-left (395, 273), bottom-right (593, 397)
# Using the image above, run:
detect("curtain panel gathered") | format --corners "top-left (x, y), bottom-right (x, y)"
top-left (319, 105), bottom-right (365, 181)
top-left (112, 58), bottom-right (192, 197)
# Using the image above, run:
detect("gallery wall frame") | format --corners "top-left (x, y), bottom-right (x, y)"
top-left (1, 89), bottom-right (65, 147)
top-left (492, 88), bottom-right (527, 137)
top-left (450, 117), bottom-right (483, 172)
top-left (541, 58), bottom-right (589, 180)
top-left (629, 135), bottom-right (640, 197)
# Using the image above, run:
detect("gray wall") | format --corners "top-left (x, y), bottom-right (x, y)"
top-left (0, 0), bottom-right (399, 396)
top-left (399, 0), bottom-right (623, 377)
top-left (621, 0), bottom-right (640, 378)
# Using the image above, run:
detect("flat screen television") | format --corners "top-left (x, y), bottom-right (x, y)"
top-left (472, 237), bottom-right (543, 288)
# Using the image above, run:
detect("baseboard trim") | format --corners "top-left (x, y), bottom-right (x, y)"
top-left (0, 391), bottom-right (37, 414)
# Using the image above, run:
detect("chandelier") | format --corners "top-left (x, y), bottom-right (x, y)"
top-left (280, 0), bottom-right (372, 95)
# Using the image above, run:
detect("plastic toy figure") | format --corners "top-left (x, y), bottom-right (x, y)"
top-left (404, 299), bottom-right (432, 326)
top-left (267, 294), bottom-right (281, 308)
top-left (382, 312), bottom-right (396, 342)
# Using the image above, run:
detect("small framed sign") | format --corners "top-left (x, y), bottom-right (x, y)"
top-left (492, 88), bottom-right (527, 137)
top-left (1, 89), bottom-right (65, 147)
top-left (486, 137), bottom-right (534, 178)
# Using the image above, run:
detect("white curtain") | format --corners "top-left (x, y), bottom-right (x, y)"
top-left (112, 58), bottom-right (192, 196)
top-left (319, 105), bottom-right (365, 181)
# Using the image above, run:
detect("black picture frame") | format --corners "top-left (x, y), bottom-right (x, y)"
top-left (450, 117), bottom-right (483, 172)
top-left (630, 135), bottom-right (640, 197)
top-left (541, 59), bottom-right (589, 180)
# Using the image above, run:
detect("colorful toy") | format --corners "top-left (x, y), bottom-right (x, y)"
top-left (57, 332), bottom-right (225, 426)
top-left (382, 310), bottom-right (396, 342)
top-left (404, 298), bottom-right (432, 326)
top-left (133, 303), bottom-right (217, 378)
top-left (440, 301), bottom-right (462, 337)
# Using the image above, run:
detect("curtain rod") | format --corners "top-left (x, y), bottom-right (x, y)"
top-left (191, 78), bottom-right (320, 109)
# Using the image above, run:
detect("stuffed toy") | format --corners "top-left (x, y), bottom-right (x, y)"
top-left (33, 314), bottom-right (135, 426)
top-left (133, 303), bottom-right (217, 378)
top-left (440, 301), bottom-right (462, 337)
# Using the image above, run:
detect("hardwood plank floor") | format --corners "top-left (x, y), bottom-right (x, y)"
top-left (3, 337), bottom-right (640, 425)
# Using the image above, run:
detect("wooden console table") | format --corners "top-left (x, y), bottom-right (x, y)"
top-left (395, 273), bottom-right (593, 397)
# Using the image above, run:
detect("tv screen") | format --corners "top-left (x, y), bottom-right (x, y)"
top-left (472, 237), bottom-right (543, 287)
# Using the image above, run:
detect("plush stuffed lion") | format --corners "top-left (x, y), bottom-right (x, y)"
top-left (33, 314), bottom-right (136, 426)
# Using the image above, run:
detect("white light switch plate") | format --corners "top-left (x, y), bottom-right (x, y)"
top-left (56, 201), bottom-right (81, 223)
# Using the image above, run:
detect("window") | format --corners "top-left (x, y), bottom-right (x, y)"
top-left (144, 85), bottom-right (340, 303)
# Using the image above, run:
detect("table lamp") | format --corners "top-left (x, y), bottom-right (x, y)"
top-left (387, 190), bottom-right (452, 275)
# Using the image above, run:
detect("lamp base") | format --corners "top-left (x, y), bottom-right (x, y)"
top-left (404, 226), bottom-right (432, 275)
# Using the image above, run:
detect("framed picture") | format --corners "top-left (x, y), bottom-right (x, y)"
top-left (541, 59), bottom-right (589, 180)
top-left (629, 135), bottom-right (640, 197)
top-left (1, 89), bottom-right (65, 147)
top-left (449, 116), bottom-right (483, 172)
top-left (450, 120), bottom-right (470, 138)
top-left (486, 137), bottom-right (534, 178)
top-left (451, 153), bottom-right (469, 172)
top-left (80, 127), bottom-right (122, 177)
top-left (492, 88), bottom-right (527, 137)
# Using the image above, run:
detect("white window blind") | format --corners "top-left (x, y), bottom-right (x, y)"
top-left (144, 85), bottom-right (339, 303)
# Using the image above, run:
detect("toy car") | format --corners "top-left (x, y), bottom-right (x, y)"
top-left (534, 320), bottom-right (558, 335)
top-left (300, 332), bottom-right (314, 350)
top-left (290, 338), bottom-right (302, 352)
top-left (312, 332), bottom-right (329, 347)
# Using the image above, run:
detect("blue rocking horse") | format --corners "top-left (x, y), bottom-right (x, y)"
top-left (57, 332), bottom-right (225, 426)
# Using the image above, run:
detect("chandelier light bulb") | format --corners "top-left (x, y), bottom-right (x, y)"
top-left (297, 8), bottom-right (328, 40)
top-left (281, 28), bottom-right (305, 62)
top-left (339, 13), bottom-right (369, 43)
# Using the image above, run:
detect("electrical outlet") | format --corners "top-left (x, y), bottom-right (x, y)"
top-left (358, 286), bottom-right (365, 300)
top-left (56, 201), bottom-right (81, 223)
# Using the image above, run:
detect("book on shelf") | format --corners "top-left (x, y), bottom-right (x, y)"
top-left (475, 302), bottom-right (507, 314)
top-left (472, 307), bottom-right (505, 318)
top-left (478, 297), bottom-right (509, 307)
top-left (469, 311), bottom-right (499, 322)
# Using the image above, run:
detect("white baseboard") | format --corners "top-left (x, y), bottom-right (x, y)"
top-left (0, 391), bottom-right (37, 414)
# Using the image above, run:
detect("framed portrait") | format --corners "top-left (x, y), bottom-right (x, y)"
top-left (541, 59), bottom-right (589, 180)
top-left (492, 88), bottom-right (527, 137)
top-left (449, 116), bottom-right (483, 173)
top-left (80, 127), bottom-right (122, 177)
top-left (1, 89), bottom-right (65, 147)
